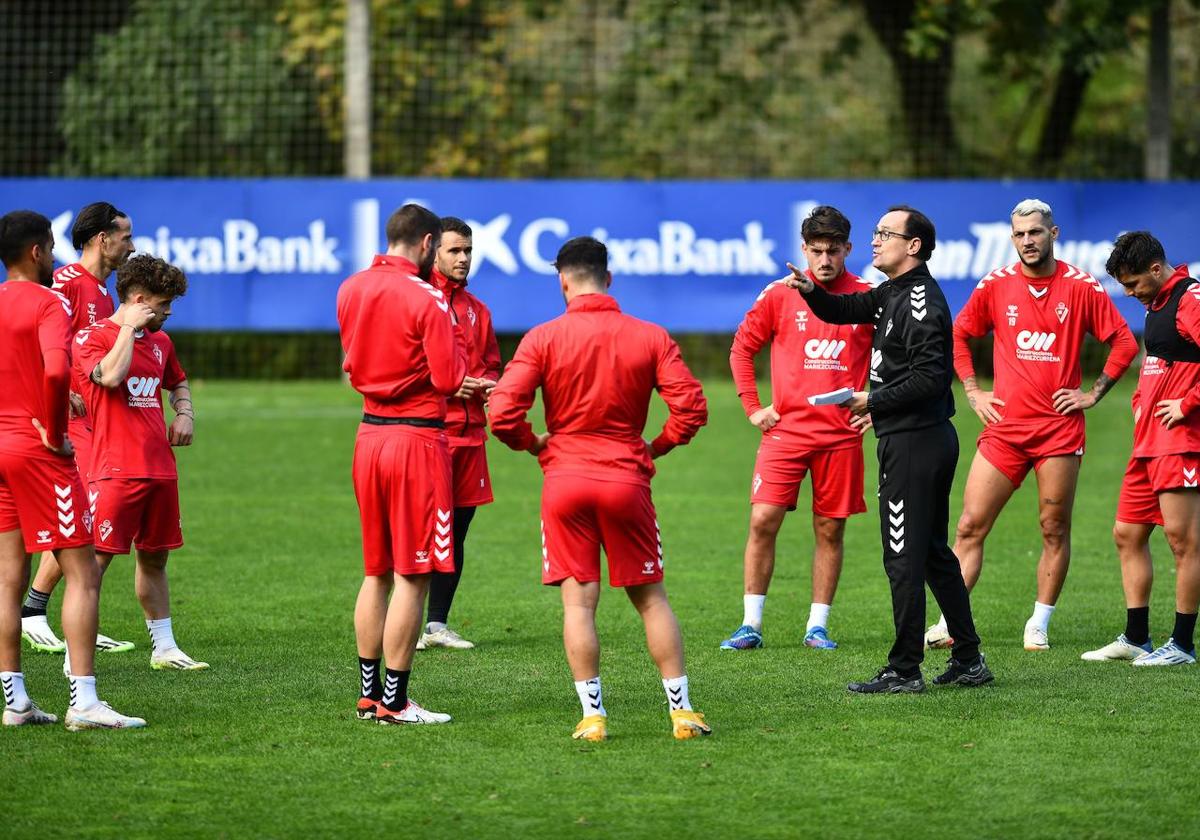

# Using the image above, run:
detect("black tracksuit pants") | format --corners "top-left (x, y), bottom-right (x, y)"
top-left (877, 421), bottom-right (981, 675)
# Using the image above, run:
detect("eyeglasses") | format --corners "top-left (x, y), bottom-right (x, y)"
top-left (872, 228), bottom-right (914, 242)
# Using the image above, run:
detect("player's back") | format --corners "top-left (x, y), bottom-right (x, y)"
top-left (530, 294), bottom-right (694, 480)
top-left (337, 255), bottom-right (460, 420)
top-left (0, 281), bottom-right (71, 450)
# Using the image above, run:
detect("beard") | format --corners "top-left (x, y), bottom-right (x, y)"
top-left (36, 262), bottom-right (53, 287)
top-left (417, 250), bottom-right (436, 281)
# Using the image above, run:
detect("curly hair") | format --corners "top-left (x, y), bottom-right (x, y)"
top-left (116, 254), bottom-right (188, 301)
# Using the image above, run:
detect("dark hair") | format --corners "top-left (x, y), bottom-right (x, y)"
top-left (116, 254), bottom-right (188, 302)
top-left (385, 204), bottom-right (441, 247)
top-left (0, 210), bottom-right (52, 267)
top-left (887, 204), bottom-right (936, 261)
top-left (1106, 231), bottom-right (1167, 278)
top-left (801, 205), bottom-right (851, 244)
top-left (440, 216), bottom-right (473, 239)
top-left (71, 202), bottom-right (128, 251)
top-left (553, 236), bottom-right (608, 283)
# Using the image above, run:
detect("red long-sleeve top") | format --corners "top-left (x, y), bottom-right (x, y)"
top-left (729, 269), bottom-right (873, 450)
top-left (336, 255), bottom-right (466, 419)
top-left (0, 280), bottom-right (72, 451)
top-left (953, 259), bottom-right (1137, 430)
top-left (489, 293), bottom-right (707, 485)
top-left (430, 267), bottom-right (502, 445)
top-left (1132, 266), bottom-right (1200, 457)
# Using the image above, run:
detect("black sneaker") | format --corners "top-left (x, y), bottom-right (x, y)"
top-left (847, 667), bottom-right (925, 694)
top-left (932, 654), bottom-right (994, 687)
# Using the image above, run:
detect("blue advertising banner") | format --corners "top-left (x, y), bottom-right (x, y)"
top-left (1, 179), bottom-right (1196, 332)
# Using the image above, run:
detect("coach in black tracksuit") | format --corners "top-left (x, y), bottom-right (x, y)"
top-left (788, 205), bottom-right (992, 694)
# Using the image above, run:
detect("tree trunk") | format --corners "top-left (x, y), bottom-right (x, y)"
top-left (861, 0), bottom-right (959, 176)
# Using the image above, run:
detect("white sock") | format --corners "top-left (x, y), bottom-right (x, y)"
top-left (574, 677), bottom-right (605, 718)
top-left (68, 674), bottom-right (98, 709)
top-left (663, 675), bottom-right (691, 711)
top-left (1029, 601), bottom-right (1056, 632)
top-left (934, 613), bottom-right (948, 631)
top-left (1, 671), bottom-right (30, 711)
top-left (807, 603), bottom-right (832, 633)
top-left (147, 617), bottom-right (177, 653)
top-left (426, 622), bottom-right (447, 634)
top-left (742, 594), bottom-right (766, 631)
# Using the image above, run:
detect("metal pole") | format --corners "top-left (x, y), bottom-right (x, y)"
top-left (345, 0), bottom-right (371, 179)
top-left (1145, 0), bottom-right (1171, 182)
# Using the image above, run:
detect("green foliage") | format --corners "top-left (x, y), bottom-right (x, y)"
top-left (57, 0), bottom-right (337, 176)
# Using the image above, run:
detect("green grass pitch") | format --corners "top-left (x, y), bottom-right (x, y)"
top-left (4, 377), bottom-right (1197, 838)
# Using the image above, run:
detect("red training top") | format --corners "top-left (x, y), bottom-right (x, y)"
top-left (730, 269), bottom-right (873, 450)
top-left (1132, 266), bottom-right (1200, 458)
top-left (489, 293), bottom-right (707, 486)
top-left (954, 259), bottom-right (1137, 433)
top-left (74, 319), bottom-right (187, 480)
top-left (52, 262), bottom-right (116, 395)
top-left (0, 281), bottom-right (73, 452)
top-left (336, 255), bottom-right (467, 420)
top-left (430, 267), bottom-right (501, 445)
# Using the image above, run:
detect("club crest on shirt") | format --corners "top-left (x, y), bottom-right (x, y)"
top-left (1006, 304), bottom-right (1019, 326)
top-left (885, 318), bottom-right (893, 337)
top-left (153, 344), bottom-right (164, 365)
top-left (1055, 302), bottom-right (1069, 323)
top-left (466, 305), bottom-right (477, 327)
top-left (795, 310), bottom-right (808, 332)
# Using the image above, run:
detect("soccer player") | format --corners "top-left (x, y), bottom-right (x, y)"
top-left (337, 204), bottom-right (467, 725)
top-left (0, 209), bottom-right (144, 730)
top-left (1082, 232), bottom-right (1200, 666)
top-left (925, 199), bottom-right (1136, 652)
top-left (21, 202), bottom-right (137, 655)
top-left (489, 236), bottom-right (712, 740)
top-left (419, 216), bottom-right (501, 650)
top-left (74, 254), bottom-right (206, 670)
top-left (721, 205), bottom-right (873, 652)
top-left (789, 206), bottom-right (990, 694)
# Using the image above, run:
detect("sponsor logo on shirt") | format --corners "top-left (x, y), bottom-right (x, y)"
top-left (36, 530), bottom-right (51, 545)
top-left (1142, 355), bottom-right (1165, 376)
top-left (125, 376), bottom-right (162, 408)
top-left (414, 550), bottom-right (430, 564)
top-left (795, 310), bottom-right (808, 332)
top-left (642, 560), bottom-right (656, 575)
top-left (870, 349), bottom-right (884, 383)
top-left (803, 339), bottom-right (848, 371)
top-left (1015, 330), bottom-right (1059, 362)
top-left (1006, 304), bottom-right (1019, 326)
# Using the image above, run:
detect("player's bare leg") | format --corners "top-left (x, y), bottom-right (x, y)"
top-left (55, 543), bottom-right (145, 729)
top-left (372, 572), bottom-right (447, 724)
top-left (627, 581), bottom-right (710, 738)
top-left (1136, 491), bottom-right (1200, 664)
top-left (561, 578), bottom-right (607, 740)
top-left (1021, 456), bottom-right (1081, 649)
top-left (75, 551), bottom-right (134, 655)
top-left (805, 514), bottom-right (845, 649)
top-left (1, 531), bottom-right (56, 725)
top-left (129, 549), bottom-right (206, 670)
top-left (927, 452), bottom-right (1014, 649)
top-left (721, 503), bottom-right (785, 650)
top-left (1083, 521), bottom-right (1155, 661)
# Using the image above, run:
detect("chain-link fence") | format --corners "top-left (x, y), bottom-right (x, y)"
top-left (3, 0), bottom-right (1198, 378)
top-left (4, 0), bottom-right (1198, 181)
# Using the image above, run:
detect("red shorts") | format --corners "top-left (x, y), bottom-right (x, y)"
top-left (68, 415), bottom-right (95, 480)
top-left (0, 446), bottom-right (92, 553)
top-left (977, 421), bottom-right (1085, 488)
top-left (450, 441), bottom-right (493, 507)
top-left (352, 424), bottom-right (454, 577)
top-left (750, 438), bottom-right (866, 518)
top-left (540, 475), bottom-right (662, 587)
top-left (91, 478), bottom-right (183, 555)
top-left (1116, 453), bottom-right (1200, 527)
